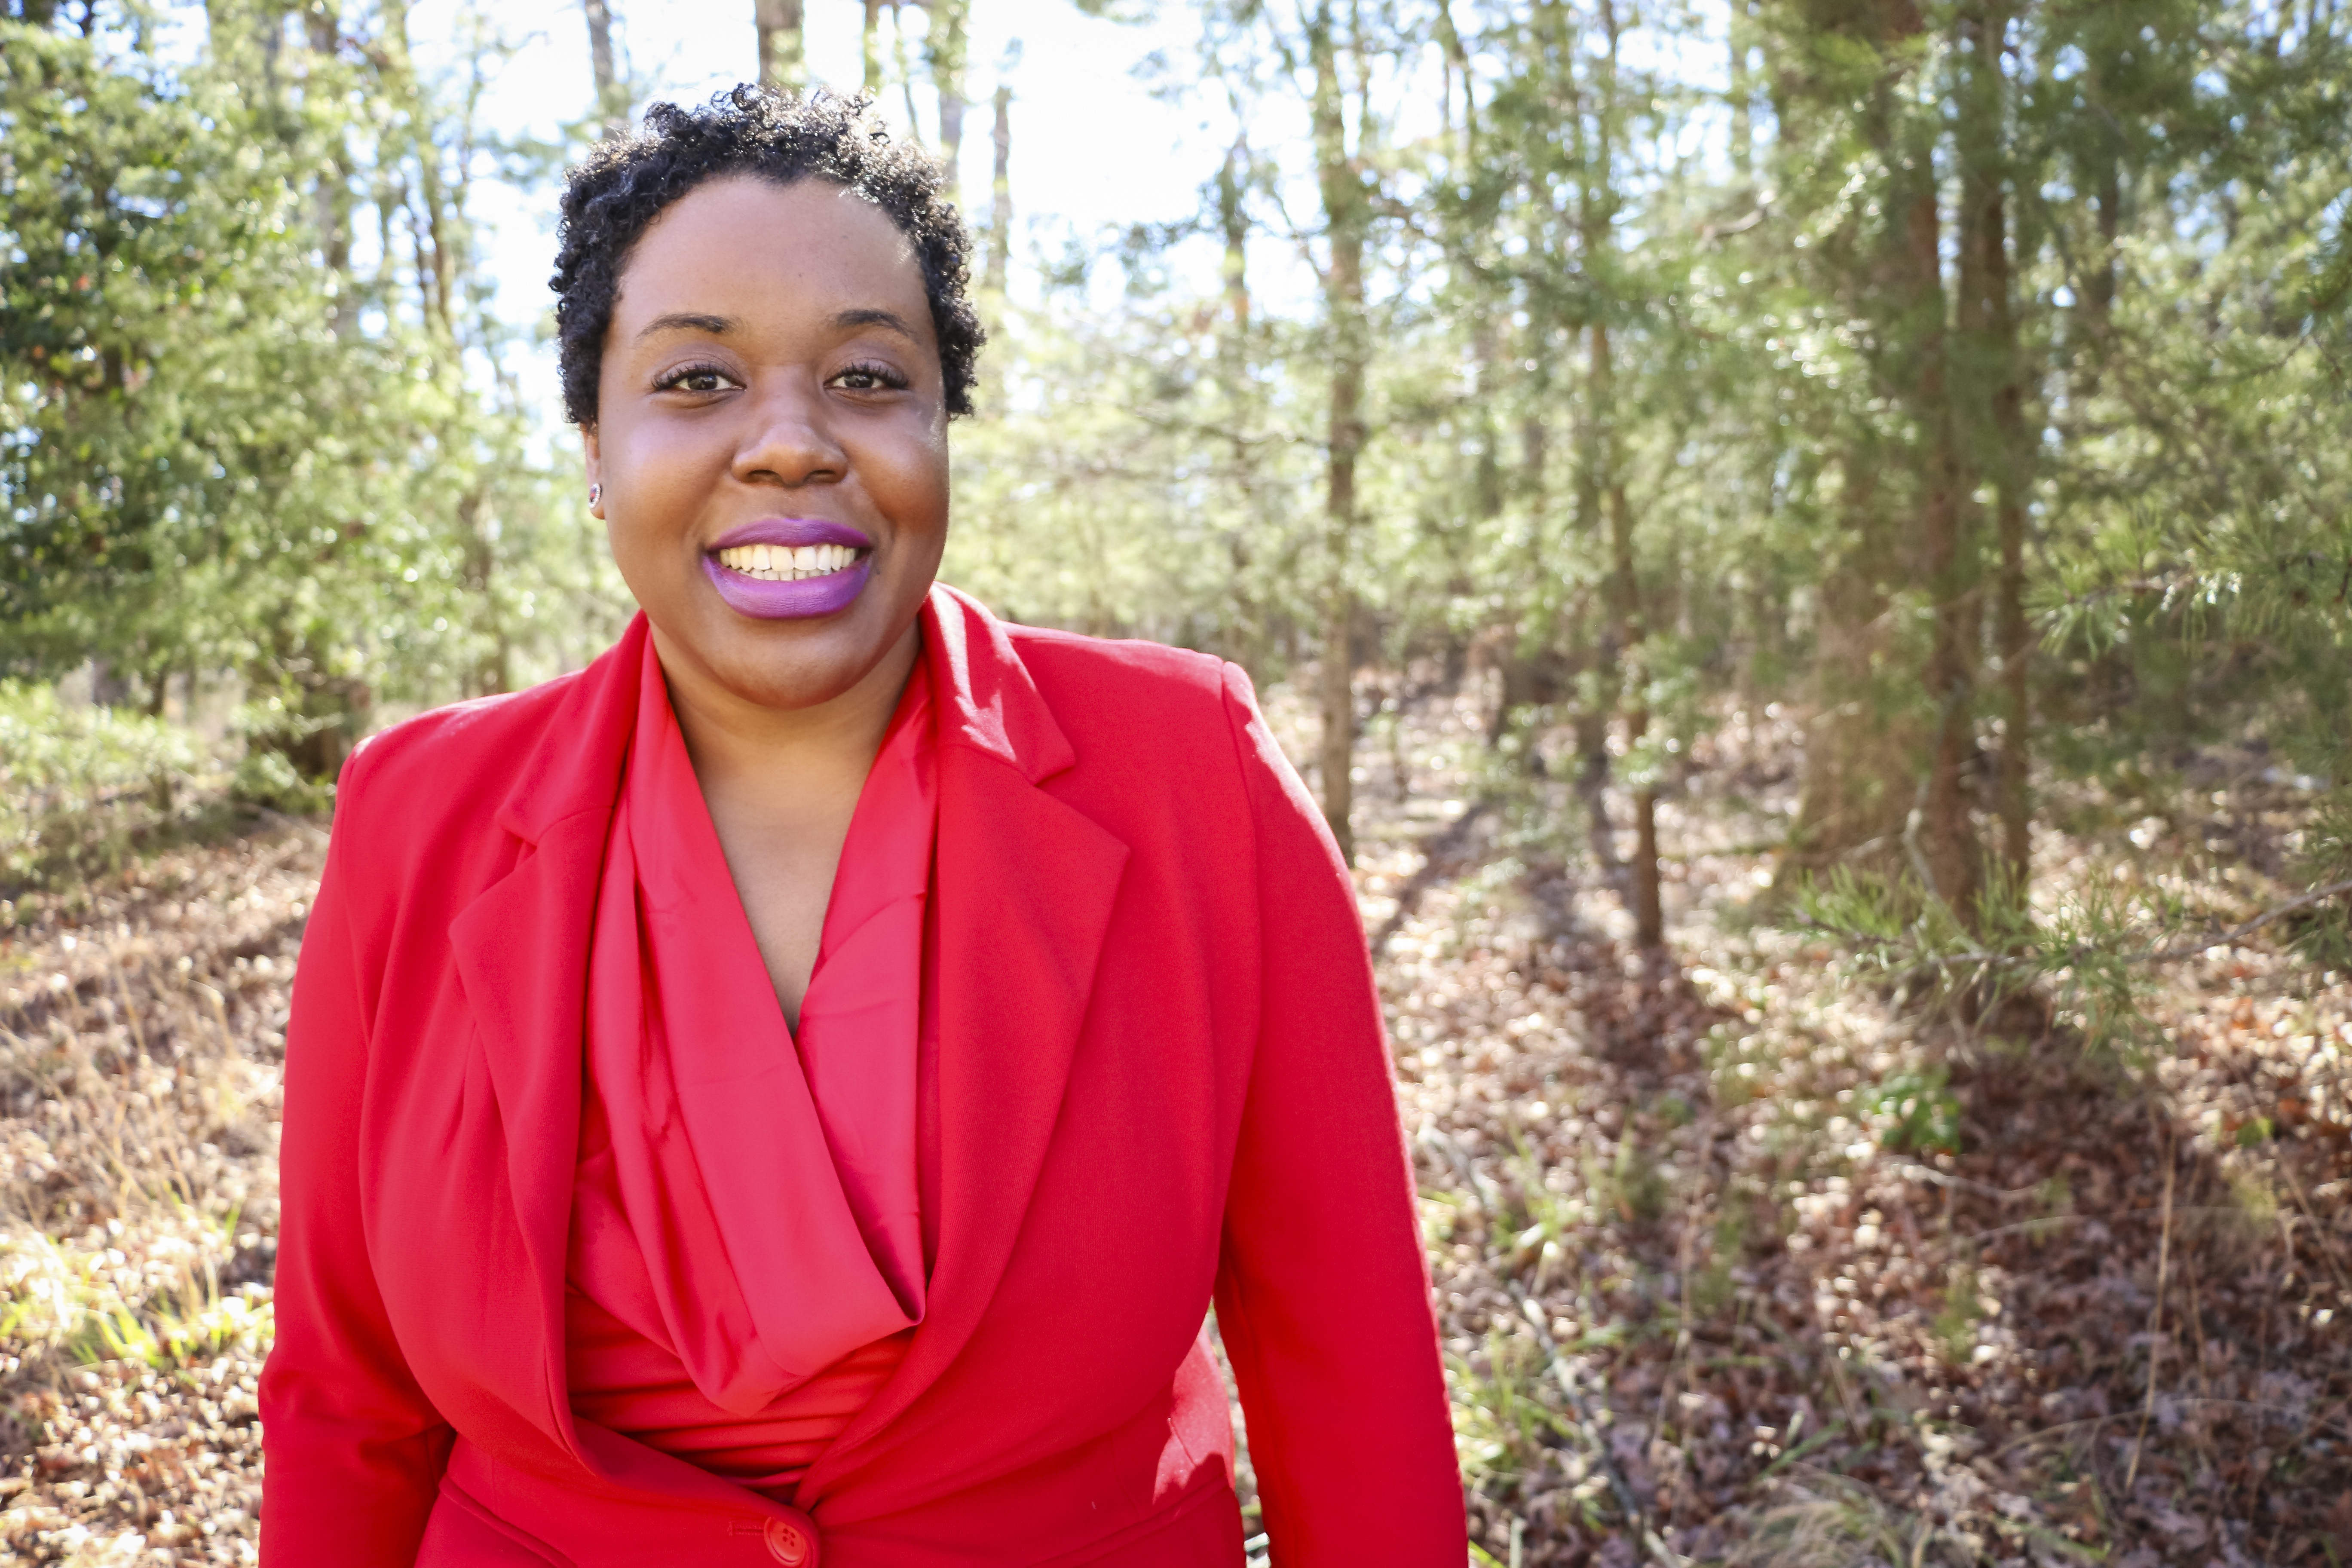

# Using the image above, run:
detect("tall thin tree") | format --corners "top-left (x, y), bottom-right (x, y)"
top-left (755, 0), bottom-right (802, 93)
top-left (1307, 0), bottom-right (1371, 866)
top-left (581, 0), bottom-right (626, 137)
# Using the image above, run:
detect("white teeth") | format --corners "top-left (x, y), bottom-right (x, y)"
top-left (714, 542), bottom-right (861, 581)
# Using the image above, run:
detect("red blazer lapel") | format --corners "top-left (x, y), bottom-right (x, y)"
top-left (802, 589), bottom-right (1130, 1491)
top-left (441, 616), bottom-right (646, 1456)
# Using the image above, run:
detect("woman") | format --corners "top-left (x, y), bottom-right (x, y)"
top-left (258, 88), bottom-right (1463, 1568)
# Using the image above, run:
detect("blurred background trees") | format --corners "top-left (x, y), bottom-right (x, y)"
top-left (4, 0), bottom-right (2348, 952)
top-left (1, 0), bottom-right (622, 797)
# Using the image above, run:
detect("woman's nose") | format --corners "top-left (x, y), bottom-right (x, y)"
top-left (732, 380), bottom-right (847, 487)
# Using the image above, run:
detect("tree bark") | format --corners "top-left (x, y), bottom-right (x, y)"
top-left (925, 0), bottom-right (969, 200)
top-left (305, 2), bottom-right (357, 336)
top-left (1781, 0), bottom-right (1980, 922)
top-left (1598, 325), bottom-right (1662, 947)
top-left (1730, 0), bottom-right (1753, 182)
top-left (1217, 143), bottom-right (1251, 345)
top-left (862, 0), bottom-right (884, 94)
top-left (1991, 187), bottom-right (2030, 891)
top-left (755, 0), bottom-right (802, 93)
top-left (986, 79), bottom-right (1013, 293)
top-left (1911, 153), bottom-right (1980, 921)
top-left (582, 0), bottom-right (626, 136)
top-left (1963, 0), bottom-right (2031, 890)
top-left (1579, 0), bottom-right (1661, 944)
top-left (1309, 0), bottom-right (1369, 867)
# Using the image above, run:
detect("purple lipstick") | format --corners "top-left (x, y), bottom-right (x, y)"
top-left (702, 518), bottom-right (875, 620)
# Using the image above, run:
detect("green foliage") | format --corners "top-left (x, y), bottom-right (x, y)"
top-left (0, 680), bottom-right (208, 889)
top-left (1860, 1066), bottom-right (1963, 1157)
top-left (0, 1), bottom-right (622, 775)
top-left (228, 748), bottom-right (331, 817)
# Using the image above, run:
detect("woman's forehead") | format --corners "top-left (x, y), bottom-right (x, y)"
top-left (614, 177), bottom-right (927, 327)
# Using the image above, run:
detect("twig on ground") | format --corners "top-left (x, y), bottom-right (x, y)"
top-left (1893, 1163), bottom-right (2044, 1202)
top-left (2125, 1127), bottom-right (2177, 1491)
top-left (2273, 1155), bottom-right (2352, 1295)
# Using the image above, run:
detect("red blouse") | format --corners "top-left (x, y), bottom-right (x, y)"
top-left (564, 635), bottom-right (938, 1498)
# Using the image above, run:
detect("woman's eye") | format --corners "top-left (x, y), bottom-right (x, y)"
top-left (657, 365), bottom-right (736, 394)
top-left (831, 363), bottom-right (906, 392)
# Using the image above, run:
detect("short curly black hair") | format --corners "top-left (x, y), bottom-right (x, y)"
top-left (551, 87), bottom-right (983, 425)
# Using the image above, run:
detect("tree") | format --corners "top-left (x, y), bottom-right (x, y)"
top-left (756, 0), bottom-right (804, 92)
top-left (583, 0), bottom-right (628, 135)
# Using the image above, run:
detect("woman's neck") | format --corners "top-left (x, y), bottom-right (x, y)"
top-left (652, 622), bottom-right (919, 799)
top-left (645, 620), bottom-right (922, 1029)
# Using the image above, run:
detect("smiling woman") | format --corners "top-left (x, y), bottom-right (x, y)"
top-left (256, 89), bottom-right (1465, 1568)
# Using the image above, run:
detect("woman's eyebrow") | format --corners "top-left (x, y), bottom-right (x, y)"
top-left (830, 307), bottom-right (920, 341)
top-left (636, 311), bottom-right (736, 342)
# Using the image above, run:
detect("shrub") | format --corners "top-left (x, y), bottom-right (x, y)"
top-left (0, 683), bottom-right (209, 893)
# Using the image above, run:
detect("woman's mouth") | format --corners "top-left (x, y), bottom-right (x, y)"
top-left (701, 521), bottom-right (876, 620)
top-left (712, 542), bottom-right (865, 582)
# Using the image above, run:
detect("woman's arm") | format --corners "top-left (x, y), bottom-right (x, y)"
top-left (259, 770), bottom-right (454, 1565)
top-left (1210, 664), bottom-right (1466, 1564)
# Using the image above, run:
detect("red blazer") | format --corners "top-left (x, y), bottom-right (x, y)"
top-left (259, 587), bottom-right (1464, 1568)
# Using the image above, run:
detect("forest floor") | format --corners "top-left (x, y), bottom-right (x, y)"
top-left (0, 681), bottom-right (2347, 1566)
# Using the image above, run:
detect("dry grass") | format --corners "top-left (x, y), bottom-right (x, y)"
top-left (0, 824), bottom-right (312, 1562)
top-left (2, 686), bottom-right (2347, 1565)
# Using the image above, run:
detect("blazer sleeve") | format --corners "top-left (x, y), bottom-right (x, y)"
top-left (260, 757), bottom-right (454, 1566)
top-left (1209, 664), bottom-right (1466, 1564)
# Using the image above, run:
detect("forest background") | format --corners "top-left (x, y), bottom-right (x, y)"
top-left (3, 0), bottom-right (2351, 1563)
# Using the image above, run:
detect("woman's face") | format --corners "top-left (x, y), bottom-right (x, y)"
top-left (584, 175), bottom-right (948, 716)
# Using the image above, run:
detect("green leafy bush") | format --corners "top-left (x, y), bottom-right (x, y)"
top-left (1862, 1066), bottom-right (1964, 1157)
top-left (228, 748), bottom-right (334, 817)
top-left (0, 683), bottom-right (209, 891)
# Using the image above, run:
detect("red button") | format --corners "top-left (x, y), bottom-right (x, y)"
top-left (764, 1519), bottom-right (811, 1566)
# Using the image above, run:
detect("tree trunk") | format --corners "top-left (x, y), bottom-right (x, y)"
top-left (1217, 143), bottom-right (1250, 346)
top-left (1991, 193), bottom-right (2030, 891)
top-left (1782, 0), bottom-right (1980, 921)
top-left (1596, 319), bottom-right (1662, 946)
top-left (986, 80), bottom-right (1013, 293)
top-left (1730, 0), bottom-right (1753, 182)
top-left (1213, 141), bottom-right (1266, 670)
top-left (891, 2), bottom-right (922, 142)
top-left (582, 0), bottom-right (627, 136)
top-left (1911, 157), bottom-right (1980, 921)
top-left (1963, 0), bottom-right (2031, 890)
top-left (1309, 0), bottom-right (1369, 867)
top-left (1779, 455), bottom-right (1910, 889)
top-left (755, 0), bottom-right (802, 93)
top-left (381, 0), bottom-right (458, 340)
top-left (305, 2), bottom-right (357, 336)
top-left (925, 0), bottom-right (968, 200)
top-left (862, 0), bottom-right (884, 94)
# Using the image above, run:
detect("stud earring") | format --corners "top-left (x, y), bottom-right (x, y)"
top-left (588, 483), bottom-right (601, 506)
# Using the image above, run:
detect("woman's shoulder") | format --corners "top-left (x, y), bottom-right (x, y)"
top-left (995, 620), bottom-right (1262, 758)
top-left (1003, 621), bottom-right (1235, 703)
top-left (985, 619), bottom-right (1299, 804)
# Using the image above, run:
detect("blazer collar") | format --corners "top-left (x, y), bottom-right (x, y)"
top-left (492, 613), bottom-right (650, 847)
top-left (920, 584), bottom-right (1076, 785)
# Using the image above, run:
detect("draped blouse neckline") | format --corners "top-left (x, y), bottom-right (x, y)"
top-left (569, 634), bottom-right (935, 1421)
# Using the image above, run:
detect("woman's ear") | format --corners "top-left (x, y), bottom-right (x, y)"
top-left (582, 425), bottom-right (603, 518)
